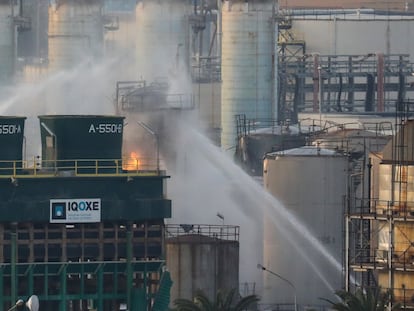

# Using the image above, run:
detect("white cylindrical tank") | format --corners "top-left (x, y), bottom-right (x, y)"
top-left (0, 4), bottom-right (15, 83)
top-left (220, 0), bottom-right (276, 151)
top-left (135, 0), bottom-right (191, 83)
top-left (48, 0), bottom-right (104, 73)
top-left (263, 146), bottom-right (347, 307)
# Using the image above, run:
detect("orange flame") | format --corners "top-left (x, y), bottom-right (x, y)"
top-left (123, 151), bottom-right (139, 171)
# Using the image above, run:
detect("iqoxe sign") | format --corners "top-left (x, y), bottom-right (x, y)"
top-left (50, 198), bottom-right (101, 223)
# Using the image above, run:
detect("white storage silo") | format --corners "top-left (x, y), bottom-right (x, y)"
top-left (263, 146), bottom-right (348, 307)
top-left (0, 4), bottom-right (15, 83)
top-left (220, 0), bottom-right (277, 151)
top-left (48, 0), bottom-right (104, 73)
top-left (135, 0), bottom-right (191, 83)
top-left (166, 225), bottom-right (240, 303)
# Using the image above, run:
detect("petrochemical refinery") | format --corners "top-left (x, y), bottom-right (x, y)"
top-left (1, 0), bottom-right (414, 310)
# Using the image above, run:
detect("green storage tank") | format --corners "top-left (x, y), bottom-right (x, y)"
top-left (38, 115), bottom-right (124, 173)
top-left (0, 116), bottom-right (26, 174)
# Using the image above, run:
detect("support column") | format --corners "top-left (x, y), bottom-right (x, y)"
top-left (97, 265), bottom-right (104, 311)
top-left (11, 223), bottom-right (17, 307)
top-left (60, 265), bottom-right (67, 311)
top-left (126, 223), bottom-right (133, 311)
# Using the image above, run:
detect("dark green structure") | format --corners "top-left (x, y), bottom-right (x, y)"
top-left (0, 115), bottom-right (172, 311)
top-left (39, 115), bottom-right (124, 172)
top-left (0, 116), bottom-right (26, 174)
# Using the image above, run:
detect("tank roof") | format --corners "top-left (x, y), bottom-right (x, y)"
top-left (0, 116), bottom-right (26, 119)
top-left (266, 145), bottom-right (342, 157)
top-left (166, 234), bottom-right (239, 244)
top-left (38, 115), bottom-right (124, 119)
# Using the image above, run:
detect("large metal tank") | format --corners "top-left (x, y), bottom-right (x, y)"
top-left (220, 0), bottom-right (277, 151)
top-left (48, 0), bottom-right (104, 73)
top-left (263, 146), bottom-right (347, 306)
top-left (135, 0), bottom-right (191, 82)
top-left (166, 225), bottom-right (239, 302)
top-left (0, 3), bottom-right (15, 83)
top-left (0, 116), bottom-right (26, 174)
top-left (38, 115), bottom-right (124, 172)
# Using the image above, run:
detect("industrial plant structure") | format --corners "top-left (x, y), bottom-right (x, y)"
top-left (2, 0), bottom-right (414, 310)
top-left (347, 109), bottom-right (414, 309)
top-left (0, 115), bottom-right (172, 311)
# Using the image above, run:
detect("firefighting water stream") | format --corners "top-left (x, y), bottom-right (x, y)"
top-left (165, 118), bottom-right (343, 305)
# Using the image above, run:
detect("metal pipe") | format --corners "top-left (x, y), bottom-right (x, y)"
top-left (368, 157), bottom-right (372, 210)
top-left (10, 225), bottom-right (17, 310)
top-left (272, 0), bottom-right (279, 121)
top-left (345, 209), bottom-right (350, 291)
top-left (318, 65), bottom-right (323, 125)
top-left (126, 223), bottom-right (133, 311)
top-left (388, 201), bottom-right (394, 311)
top-left (216, 0), bottom-right (222, 61)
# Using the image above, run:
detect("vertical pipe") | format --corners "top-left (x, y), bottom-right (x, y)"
top-left (12, 5), bottom-right (17, 82)
top-left (126, 223), bottom-right (133, 311)
top-left (0, 267), bottom-right (3, 308)
top-left (318, 65), bottom-right (322, 124)
top-left (377, 53), bottom-right (385, 112)
top-left (333, 16), bottom-right (337, 55)
top-left (217, 0), bottom-right (221, 61)
top-left (313, 54), bottom-right (319, 112)
top-left (44, 265), bottom-right (48, 300)
top-left (272, 0), bottom-right (278, 121)
top-left (11, 224), bottom-right (17, 308)
top-left (348, 56), bottom-right (354, 111)
top-left (114, 264), bottom-right (119, 296)
top-left (368, 158), bottom-right (372, 210)
top-left (60, 265), bottom-right (67, 311)
top-left (97, 266), bottom-right (104, 311)
top-left (28, 266), bottom-right (34, 301)
top-left (388, 203), bottom-right (393, 311)
top-left (345, 211), bottom-right (350, 291)
top-left (81, 263), bottom-right (85, 300)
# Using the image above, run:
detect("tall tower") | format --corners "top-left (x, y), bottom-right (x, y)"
top-left (220, 0), bottom-right (278, 152)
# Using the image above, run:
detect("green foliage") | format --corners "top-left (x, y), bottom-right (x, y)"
top-left (173, 288), bottom-right (259, 311)
top-left (322, 287), bottom-right (401, 311)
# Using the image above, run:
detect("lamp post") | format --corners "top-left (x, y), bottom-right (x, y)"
top-left (7, 299), bottom-right (24, 311)
top-left (217, 212), bottom-right (224, 225)
top-left (136, 121), bottom-right (159, 173)
top-left (257, 264), bottom-right (297, 311)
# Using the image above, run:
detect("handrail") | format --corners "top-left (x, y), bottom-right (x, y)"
top-left (0, 157), bottom-right (164, 178)
top-left (165, 224), bottom-right (240, 242)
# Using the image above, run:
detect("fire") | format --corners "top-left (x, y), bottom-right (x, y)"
top-left (123, 151), bottom-right (139, 171)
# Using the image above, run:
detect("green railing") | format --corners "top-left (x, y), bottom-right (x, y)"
top-left (0, 157), bottom-right (163, 178)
